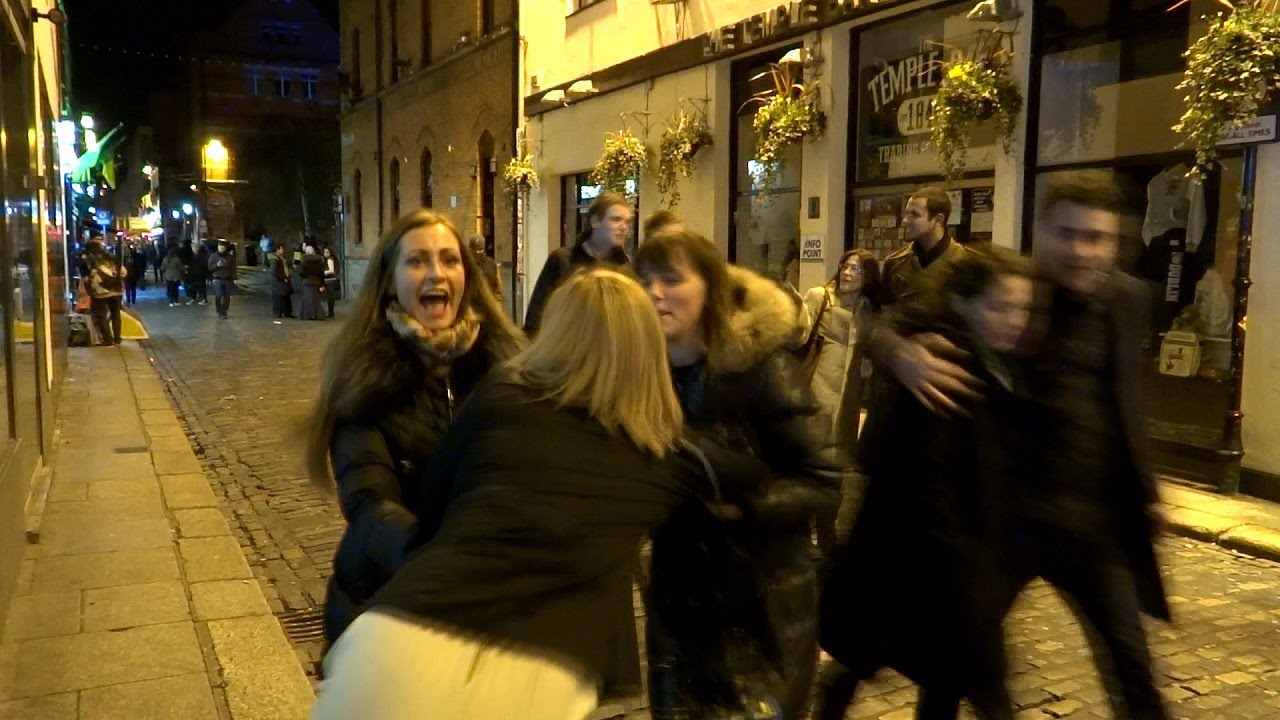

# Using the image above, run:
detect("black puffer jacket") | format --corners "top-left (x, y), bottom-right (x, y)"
top-left (322, 323), bottom-right (513, 645)
top-left (648, 266), bottom-right (841, 719)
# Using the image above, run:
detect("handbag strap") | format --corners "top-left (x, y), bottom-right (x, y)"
top-left (801, 287), bottom-right (831, 351)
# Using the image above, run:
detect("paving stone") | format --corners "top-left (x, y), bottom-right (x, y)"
top-left (179, 537), bottom-right (254, 582)
top-left (82, 580), bottom-right (190, 631)
top-left (1, 592), bottom-right (80, 641)
top-left (174, 508), bottom-right (233, 538)
top-left (159, 473), bottom-right (218, 509)
top-left (0, 692), bottom-right (77, 720)
top-left (10, 622), bottom-right (204, 696)
top-left (190, 580), bottom-right (272, 621)
top-left (29, 548), bottom-right (180, 594)
top-left (152, 450), bottom-right (204, 476)
top-left (51, 451), bottom-right (154, 483)
top-left (42, 494), bottom-right (164, 518)
top-left (207, 615), bottom-right (313, 718)
top-left (35, 517), bottom-right (172, 556)
top-left (80, 673), bottom-right (218, 720)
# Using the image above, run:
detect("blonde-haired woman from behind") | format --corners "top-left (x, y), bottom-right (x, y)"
top-left (311, 267), bottom-right (726, 720)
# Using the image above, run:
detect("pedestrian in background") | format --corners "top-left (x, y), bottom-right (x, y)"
top-left (209, 239), bottom-right (237, 319)
top-left (636, 230), bottom-right (840, 720)
top-left (269, 244), bottom-right (295, 319)
top-left (298, 244), bottom-right (326, 320)
top-left (524, 191), bottom-right (632, 334)
top-left (311, 268), bottom-right (721, 720)
top-left (468, 235), bottom-right (502, 303)
top-left (802, 249), bottom-right (881, 554)
top-left (148, 240), bottom-right (162, 284)
top-left (322, 246), bottom-right (340, 318)
top-left (82, 238), bottom-right (126, 345)
top-left (305, 209), bottom-right (522, 648)
top-left (162, 245), bottom-right (185, 307)
top-left (190, 243), bottom-right (211, 305)
top-left (643, 209), bottom-right (684, 240)
top-left (125, 243), bottom-right (148, 306)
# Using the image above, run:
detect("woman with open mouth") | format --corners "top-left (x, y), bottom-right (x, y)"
top-left (304, 209), bottom-right (523, 649)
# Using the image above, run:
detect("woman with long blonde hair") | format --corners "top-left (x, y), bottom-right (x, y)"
top-left (311, 268), bottom-right (723, 720)
top-left (305, 210), bottom-right (522, 646)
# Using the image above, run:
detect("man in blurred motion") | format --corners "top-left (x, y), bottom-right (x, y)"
top-left (1000, 171), bottom-right (1170, 720)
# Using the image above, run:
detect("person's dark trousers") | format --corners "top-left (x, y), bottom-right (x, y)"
top-left (152, 263), bottom-right (161, 283)
top-left (272, 293), bottom-right (293, 318)
top-left (124, 278), bottom-right (139, 305)
top-left (166, 281), bottom-right (181, 304)
top-left (999, 526), bottom-right (1168, 720)
top-left (192, 278), bottom-right (208, 303)
top-left (212, 280), bottom-right (232, 317)
top-left (90, 296), bottom-right (122, 344)
top-left (325, 279), bottom-right (338, 317)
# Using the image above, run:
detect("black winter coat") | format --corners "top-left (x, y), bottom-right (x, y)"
top-left (269, 254), bottom-right (292, 296)
top-left (300, 253), bottom-right (326, 287)
top-left (523, 237), bottom-right (630, 334)
top-left (322, 325), bottom-right (506, 644)
top-left (822, 327), bottom-right (1025, 689)
top-left (371, 375), bottom-right (716, 684)
top-left (648, 266), bottom-right (841, 719)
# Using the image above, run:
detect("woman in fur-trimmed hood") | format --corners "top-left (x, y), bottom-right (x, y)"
top-left (305, 210), bottom-right (523, 647)
top-left (637, 230), bottom-right (842, 720)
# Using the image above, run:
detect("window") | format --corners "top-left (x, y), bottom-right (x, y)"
top-left (388, 0), bottom-right (400, 82)
top-left (571, 0), bottom-right (604, 12)
top-left (353, 170), bottom-right (363, 244)
top-left (420, 148), bottom-right (433, 208)
top-left (301, 72), bottom-right (318, 100)
top-left (481, 0), bottom-right (495, 35)
top-left (246, 70), bottom-right (265, 97)
top-left (389, 158), bottom-right (401, 219)
top-left (560, 173), bottom-right (638, 252)
top-left (275, 74), bottom-right (291, 98)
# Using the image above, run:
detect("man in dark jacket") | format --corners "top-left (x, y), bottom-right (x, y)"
top-left (1000, 172), bottom-right (1170, 720)
top-left (269, 244), bottom-right (294, 319)
top-left (209, 239), bottom-right (237, 319)
top-left (468, 235), bottom-right (503, 303)
top-left (523, 191), bottom-right (632, 334)
top-left (189, 244), bottom-right (211, 305)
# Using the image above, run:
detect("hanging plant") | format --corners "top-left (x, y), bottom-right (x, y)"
top-left (1173, 0), bottom-right (1280, 175)
top-left (590, 129), bottom-right (649, 193)
top-left (502, 154), bottom-right (540, 193)
top-left (931, 29), bottom-right (1023, 180)
top-left (747, 63), bottom-right (825, 195)
top-left (657, 109), bottom-right (713, 207)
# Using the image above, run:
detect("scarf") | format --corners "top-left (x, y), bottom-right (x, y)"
top-left (385, 300), bottom-right (481, 369)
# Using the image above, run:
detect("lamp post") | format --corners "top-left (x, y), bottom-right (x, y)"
top-left (182, 202), bottom-right (199, 249)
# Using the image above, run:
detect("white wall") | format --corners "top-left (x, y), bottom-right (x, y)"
top-left (523, 0), bottom-right (787, 95)
top-left (1242, 142), bottom-right (1280, 476)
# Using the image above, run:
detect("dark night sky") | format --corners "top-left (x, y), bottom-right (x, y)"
top-left (63, 0), bottom-right (339, 129)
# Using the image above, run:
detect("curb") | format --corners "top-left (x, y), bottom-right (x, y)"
top-left (1164, 507), bottom-right (1280, 564)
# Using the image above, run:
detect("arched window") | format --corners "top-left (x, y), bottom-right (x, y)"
top-left (353, 170), bottom-right (363, 245)
top-left (350, 28), bottom-right (362, 96)
top-left (389, 158), bottom-right (401, 219)
top-left (421, 0), bottom-right (432, 67)
top-left (480, 0), bottom-right (495, 35)
top-left (420, 148), bottom-right (433, 208)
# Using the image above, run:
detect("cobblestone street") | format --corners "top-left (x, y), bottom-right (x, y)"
top-left (132, 282), bottom-right (1280, 718)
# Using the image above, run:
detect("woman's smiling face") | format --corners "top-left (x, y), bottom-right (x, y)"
top-left (394, 224), bottom-right (466, 330)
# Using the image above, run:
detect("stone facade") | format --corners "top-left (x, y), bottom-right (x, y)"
top-left (339, 0), bottom-right (517, 308)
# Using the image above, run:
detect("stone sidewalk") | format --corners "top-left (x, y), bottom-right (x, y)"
top-left (0, 344), bottom-right (313, 720)
top-left (1163, 478), bottom-right (1280, 563)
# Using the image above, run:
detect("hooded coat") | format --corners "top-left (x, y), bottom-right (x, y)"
top-left (648, 266), bottom-right (841, 719)
top-left (322, 320), bottom-right (519, 645)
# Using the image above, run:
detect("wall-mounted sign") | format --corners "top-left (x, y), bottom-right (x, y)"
top-left (801, 235), bottom-right (823, 262)
top-left (702, 0), bottom-right (916, 58)
top-left (1217, 115), bottom-right (1277, 147)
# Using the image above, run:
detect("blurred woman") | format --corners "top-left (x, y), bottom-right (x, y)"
top-left (816, 247), bottom-right (1034, 720)
top-left (322, 246), bottom-right (340, 318)
top-left (311, 268), bottom-right (727, 720)
top-left (298, 244), bottom-right (327, 320)
top-left (637, 230), bottom-right (840, 720)
top-left (305, 210), bottom-right (522, 646)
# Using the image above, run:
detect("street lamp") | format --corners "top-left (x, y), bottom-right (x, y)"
top-left (182, 203), bottom-right (193, 215)
top-left (171, 209), bottom-right (180, 220)
top-left (182, 202), bottom-right (200, 248)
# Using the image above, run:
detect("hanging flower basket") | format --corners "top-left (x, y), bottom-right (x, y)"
top-left (502, 155), bottom-right (540, 193)
top-left (657, 110), bottom-right (713, 207)
top-left (748, 63), bottom-right (825, 195)
top-left (1174, 0), bottom-right (1280, 175)
top-left (590, 129), bottom-right (649, 193)
top-left (931, 52), bottom-right (1023, 180)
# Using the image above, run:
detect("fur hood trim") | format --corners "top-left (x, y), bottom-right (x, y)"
top-left (709, 266), bottom-right (808, 374)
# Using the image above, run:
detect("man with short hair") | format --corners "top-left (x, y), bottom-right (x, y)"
top-left (269, 243), bottom-right (294, 319)
top-left (209, 239), bottom-right (237, 319)
top-left (642, 209), bottom-right (683, 239)
top-left (1000, 171), bottom-right (1169, 720)
top-left (468, 235), bottom-right (503, 303)
top-left (523, 191), bottom-right (633, 334)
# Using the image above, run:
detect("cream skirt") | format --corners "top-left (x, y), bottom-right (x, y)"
top-left (310, 609), bottom-right (599, 720)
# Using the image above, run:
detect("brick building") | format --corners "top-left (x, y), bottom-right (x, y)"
top-left (338, 0), bottom-right (518, 307)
